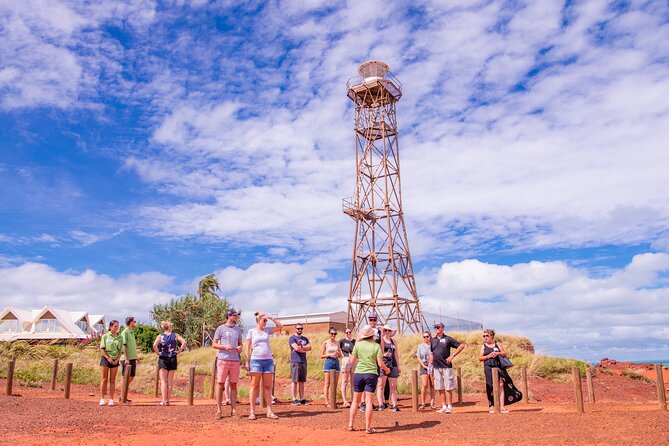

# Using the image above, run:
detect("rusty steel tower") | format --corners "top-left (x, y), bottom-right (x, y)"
top-left (343, 61), bottom-right (425, 334)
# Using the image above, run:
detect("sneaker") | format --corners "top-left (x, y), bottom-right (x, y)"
top-left (360, 403), bottom-right (366, 413)
top-left (300, 399), bottom-right (309, 405)
top-left (99, 398), bottom-right (106, 406)
top-left (272, 396), bottom-right (278, 404)
top-left (108, 399), bottom-right (115, 407)
top-left (377, 404), bottom-right (386, 411)
top-left (436, 407), bottom-right (449, 413)
top-left (444, 406), bottom-right (452, 414)
top-left (291, 400), bottom-right (300, 406)
top-left (392, 406), bottom-right (400, 412)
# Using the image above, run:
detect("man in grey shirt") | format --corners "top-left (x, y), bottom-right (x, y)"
top-left (213, 308), bottom-right (243, 418)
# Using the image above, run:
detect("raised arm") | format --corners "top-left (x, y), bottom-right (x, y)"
top-left (268, 317), bottom-right (283, 334)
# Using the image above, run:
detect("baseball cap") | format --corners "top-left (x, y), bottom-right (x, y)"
top-left (433, 322), bottom-right (444, 328)
top-left (227, 308), bottom-right (239, 317)
top-left (368, 312), bottom-right (378, 320)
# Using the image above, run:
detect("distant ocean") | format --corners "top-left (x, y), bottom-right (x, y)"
top-left (632, 359), bottom-right (669, 368)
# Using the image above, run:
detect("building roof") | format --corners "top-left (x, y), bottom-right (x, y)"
top-left (278, 311), bottom-right (348, 325)
top-left (0, 306), bottom-right (104, 342)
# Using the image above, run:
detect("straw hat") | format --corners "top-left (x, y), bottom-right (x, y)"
top-left (381, 324), bottom-right (397, 337)
top-left (358, 324), bottom-right (376, 339)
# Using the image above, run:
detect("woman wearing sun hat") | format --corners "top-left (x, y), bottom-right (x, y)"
top-left (347, 324), bottom-right (390, 434)
top-left (377, 324), bottom-right (400, 411)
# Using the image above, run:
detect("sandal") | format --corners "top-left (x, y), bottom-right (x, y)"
top-left (347, 425), bottom-right (355, 432)
top-left (365, 428), bottom-right (375, 434)
top-left (343, 402), bottom-right (351, 408)
top-left (249, 413), bottom-right (257, 420)
top-left (267, 413), bottom-right (279, 419)
top-left (419, 404), bottom-right (426, 409)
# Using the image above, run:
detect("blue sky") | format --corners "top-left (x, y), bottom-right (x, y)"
top-left (1, 0), bottom-right (669, 361)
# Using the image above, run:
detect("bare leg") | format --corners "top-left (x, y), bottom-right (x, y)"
top-left (298, 381), bottom-right (305, 401)
top-left (263, 373), bottom-right (274, 416)
top-left (389, 377), bottom-right (398, 407)
top-left (348, 390), bottom-right (362, 428)
top-left (216, 381), bottom-right (224, 415)
top-left (166, 370), bottom-right (176, 403)
top-left (108, 367), bottom-right (118, 400)
top-left (159, 369), bottom-right (168, 403)
top-left (99, 366), bottom-right (109, 400)
top-left (229, 382), bottom-right (238, 414)
top-left (376, 375), bottom-right (387, 407)
top-left (291, 381), bottom-right (298, 401)
top-left (446, 389), bottom-right (453, 406)
top-left (364, 391), bottom-right (374, 431)
top-left (429, 375), bottom-right (435, 406)
top-left (341, 371), bottom-right (350, 405)
top-left (249, 374), bottom-right (260, 416)
top-left (420, 374), bottom-right (428, 405)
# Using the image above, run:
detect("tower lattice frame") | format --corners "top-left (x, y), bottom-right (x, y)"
top-left (343, 61), bottom-right (426, 334)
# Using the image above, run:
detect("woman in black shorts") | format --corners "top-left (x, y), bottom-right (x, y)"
top-left (347, 325), bottom-right (390, 433)
top-left (377, 324), bottom-right (401, 411)
top-left (99, 320), bottom-right (122, 406)
top-left (153, 321), bottom-right (186, 406)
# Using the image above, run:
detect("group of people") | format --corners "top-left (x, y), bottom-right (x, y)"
top-left (97, 310), bottom-right (521, 433)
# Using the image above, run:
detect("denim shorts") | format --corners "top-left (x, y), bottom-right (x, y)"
top-left (353, 373), bottom-right (378, 393)
top-left (250, 358), bottom-right (275, 374)
top-left (323, 357), bottom-right (340, 372)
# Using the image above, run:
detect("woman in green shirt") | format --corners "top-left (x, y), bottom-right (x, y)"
top-left (347, 325), bottom-right (390, 434)
top-left (99, 320), bottom-right (123, 407)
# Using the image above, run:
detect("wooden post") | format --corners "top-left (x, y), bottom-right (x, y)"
top-left (154, 363), bottom-right (160, 398)
top-left (121, 364), bottom-right (131, 404)
top-left (51, 359), bottom-right (59, 391)
top-left (188, 366), bottom-right (195, 406)
top-left (492, 367), bottom-right (501, 413)
top-left (6, 359), bottom-right (15, 396)
top-left (572, 367), bottom-right (584, 413)
top-left (64, 362), bottom-right (73, 399)
top-left (586, 366), bottom-right (595, 404)
top-left (521, 366), bottom-right (529, 403)
top-left (329, 370), bottom-right (338, 410)
top-left (456, 367), bottom-right (463, 404)
top-left (209, 359), bottom-right (217, 399)
top-left (411, 370), bottom-right (419, 412)
top-left (656, 364), bottom-right (667, 411)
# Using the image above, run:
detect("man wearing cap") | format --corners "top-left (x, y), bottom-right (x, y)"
top-left (289, 324), bottom-right (312, 405)
top-left (429, 322), bottom-right (465, 414)
top-left (213, 308), bottom-right (243, 418)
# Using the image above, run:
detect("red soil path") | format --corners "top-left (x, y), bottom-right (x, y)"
top-left (2, 370), bottom-right (668, 446)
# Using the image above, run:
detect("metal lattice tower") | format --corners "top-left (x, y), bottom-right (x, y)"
top-left (343, 61), bottom-right (426, 334)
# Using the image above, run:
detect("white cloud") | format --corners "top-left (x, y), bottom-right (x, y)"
top-left (0, 262), bottom-right (176, 323)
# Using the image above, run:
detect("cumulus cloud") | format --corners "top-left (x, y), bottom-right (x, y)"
top-left (0, 262), bottom-right (176, 323)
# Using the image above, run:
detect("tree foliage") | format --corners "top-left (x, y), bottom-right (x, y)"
top-left (150, 274), bottom-right (232, 348)
top-left (133, 323), bottom-right (161, 353)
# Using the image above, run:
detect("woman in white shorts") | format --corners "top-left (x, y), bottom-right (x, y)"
top-left (339, 328), bottom-right (356, 407)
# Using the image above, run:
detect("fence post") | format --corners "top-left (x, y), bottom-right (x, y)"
top-left (411, 370), bottom-right (419, 412)
top-left (329, 370), bottom-right (338, 410)
top-left (50, 359), bottom-right (59, 391)
top-left (656, 364), bottom-right (667, 411)
top-left (456, 367), bottom-right (463, 404)
top-left (586, 366), bottom-right (595, 404)
top-left (521, 366), bottom-right (529, 403)
top-left (572, 367), bottom-right (584, 413)
top-left (6, 359), bottom-right (15, 396)
top-left (188, 366), bottom-right (195, 406)
top-left (209, 359), bottom-right (217, 399)
top-left (492, 367), bottom-right (501, 413)
top-left (121, 364), bottom-right (131, 404)
top-left (154, 363), bottom-right (160, 398)
top-left (64, 362), bottom-right (73, 399)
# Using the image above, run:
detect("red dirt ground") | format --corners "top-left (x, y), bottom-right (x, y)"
top-left (2, 369), bottom-right (668, 446)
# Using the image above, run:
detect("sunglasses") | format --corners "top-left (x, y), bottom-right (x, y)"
top-left (296, 328), bottom-right (303, 331)
top-left (368, 318), bottom-right (377, 321)
top-left (330, 332), bottom-right (337, 335)
top-left (423, 336), bottom-right (430, 338)
top-left (383, 329), bottom-right (391, 332)
top-left (483, 334), bottom-right (491, 338)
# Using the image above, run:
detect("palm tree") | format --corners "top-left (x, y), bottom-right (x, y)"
top-left (198, 274), bottom-right (220, 299)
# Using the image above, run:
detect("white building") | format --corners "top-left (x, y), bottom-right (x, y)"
top-left (0, 306), bottom-right (106, 342)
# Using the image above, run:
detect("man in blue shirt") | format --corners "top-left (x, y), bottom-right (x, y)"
top-left (289, 324), bottom-right (311, 405)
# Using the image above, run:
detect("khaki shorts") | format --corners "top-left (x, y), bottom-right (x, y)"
top-left (433, 367), bottom-right (456, 391)
top-left (342, 356), bottom-right (354, 373)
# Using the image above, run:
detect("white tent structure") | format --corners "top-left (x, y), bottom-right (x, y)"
top-left (0, 306), bottom-right (105, 342)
